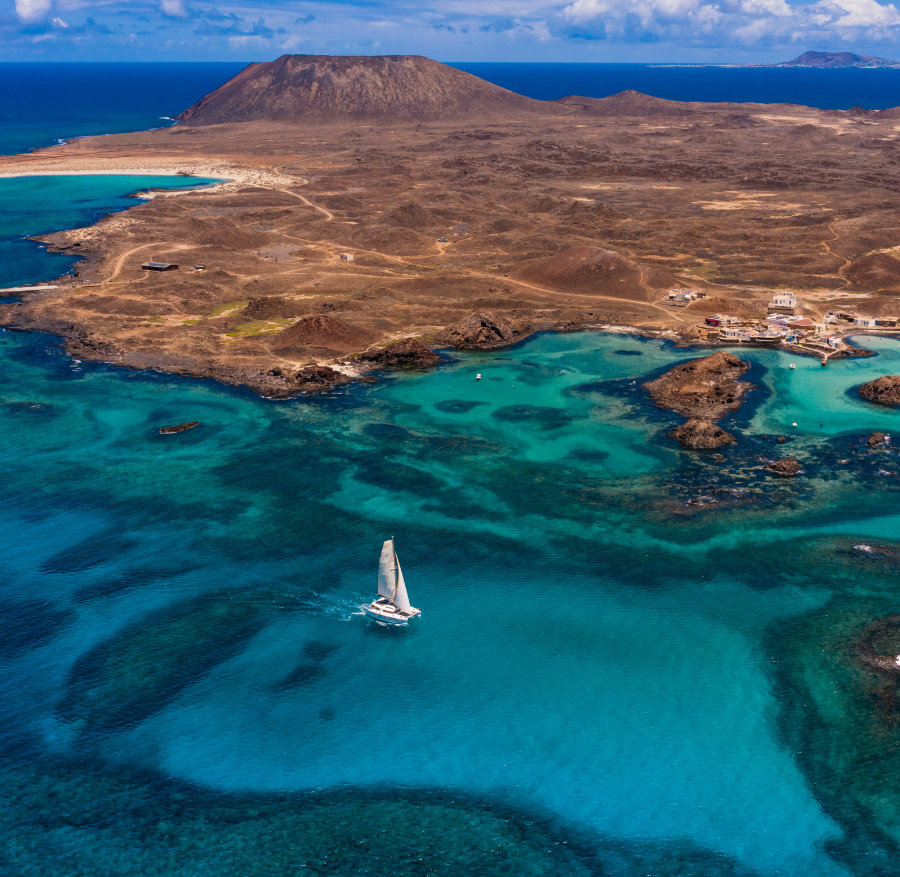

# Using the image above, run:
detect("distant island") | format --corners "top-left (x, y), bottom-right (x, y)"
top-left (775, 50), bottom-right (900, 68)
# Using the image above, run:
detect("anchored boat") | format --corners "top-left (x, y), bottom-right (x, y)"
top-left (362, 538), bottom-right (421, 625)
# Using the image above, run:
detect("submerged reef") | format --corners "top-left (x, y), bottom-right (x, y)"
top-left (0, 599), bottom-right (73, 659)
top-left (0, 750), bottom-right (757, 877)
top-left (769, 590), bottom-right (900, 872)
top-left (57, 591), bottom-right (278, 735)
top-left (645, 429), bottom-right (899, 519)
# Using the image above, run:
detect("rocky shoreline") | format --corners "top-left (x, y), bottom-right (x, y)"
top-left (2, 299), bottom-right (887, 402)
top-left (858, 375), bottom-right (900, 407)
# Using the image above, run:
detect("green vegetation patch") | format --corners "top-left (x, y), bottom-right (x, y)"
top-left (208, 300), bottom-right (249, 318)
top-left (226, 319), bottom-right (293, 337)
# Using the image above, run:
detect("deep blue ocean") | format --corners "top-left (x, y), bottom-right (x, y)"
top-left (0, 63), bottom-right (245, 156)
top-left (3, 62), bottom-right (900, 159)
top-left (455, 62), bottom-right (900, 108)
top-left (2, 65), bottom-right (900, 877)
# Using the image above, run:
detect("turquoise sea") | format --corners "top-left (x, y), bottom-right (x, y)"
top-left (2, 71), bottom-right (900, 877)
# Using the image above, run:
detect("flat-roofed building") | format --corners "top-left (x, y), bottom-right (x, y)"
top-left (768, 292), bottom-right (797, 314)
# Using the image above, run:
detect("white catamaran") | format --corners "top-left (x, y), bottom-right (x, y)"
top-left (362, 538), bottom-right (421, 625)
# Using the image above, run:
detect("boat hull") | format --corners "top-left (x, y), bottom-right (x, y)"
top-left (361, 600), bottom-right (421, 625)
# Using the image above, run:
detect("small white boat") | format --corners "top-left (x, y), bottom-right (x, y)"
top-left (362, 538), bottom-right (421, 625)
top-left (476, 373), bottom-right (483, 381)
top-left (789, 363), bottom-right (796, 370)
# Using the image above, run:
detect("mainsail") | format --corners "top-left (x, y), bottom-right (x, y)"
top-left (377, 539), bottom-right (397, 601)
top-left (393, 557), bottom-right (413, 613)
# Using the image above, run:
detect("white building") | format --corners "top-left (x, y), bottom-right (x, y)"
top-left (768, 292), bottom-right (797, 314)
top-left (721, 327), bottom-right (753, 342)
top-left (853, 315), bottom-right (877, 328)
top-left (339, 252), bottom-right (355, 262)
top-left (667, 288), bottom-right (700, 303)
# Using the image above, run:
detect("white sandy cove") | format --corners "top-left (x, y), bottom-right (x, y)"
top-left (0, 160), bottom-right (296, 193)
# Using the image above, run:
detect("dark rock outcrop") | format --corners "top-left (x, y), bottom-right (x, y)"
top-left (766, 457), bottom-right (802, 477)
top-left (646, 352), bottom-right (753, 451)
top-left (668, 418), bottom-right (736, 450)
top-left (867, 431), bottom-right (892, 448)
top-left (859, 376), bottom-right (900, 407)
top-left (645, 351), bottom-right (754, 420)
top-left (178, 54), bottom-right (546, 125)
top-left (158, 422), bottom-right (199, 435)
top-left (293, 364), bottom-right (346, 392)
top-left (442, 312), bottom-right (530, 350)
top-left (359, 338), bottom-right (444, 370)
top-left (242, 296), bottom-right (304, 320)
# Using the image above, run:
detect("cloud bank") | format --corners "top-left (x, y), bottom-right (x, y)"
top-left (5, 0), bottom-right (900, 59)
top-left (561, 0), bottom-right (900, 46)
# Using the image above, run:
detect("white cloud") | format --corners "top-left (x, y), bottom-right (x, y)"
top-left (562, 0), bottom-right (900, 44)
top-left (15, 0), bottom-right (52, 22)
top-left (160, 0), bottom-right (188, 17)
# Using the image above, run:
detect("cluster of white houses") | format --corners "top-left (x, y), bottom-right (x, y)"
top-left (699, 292), bottom-right (898, 351)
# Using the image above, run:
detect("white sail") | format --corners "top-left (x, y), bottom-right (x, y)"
top-left (393, 555), bottom-right (413, 613)
top-left (377, 539), bottom-right (396, 601)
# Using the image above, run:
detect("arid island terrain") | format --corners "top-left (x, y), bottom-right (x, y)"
top-left (3, 54), bottom-right (900, 396)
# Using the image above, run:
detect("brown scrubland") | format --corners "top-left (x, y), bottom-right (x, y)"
top-left (2, 55), bottom-right (900, 395)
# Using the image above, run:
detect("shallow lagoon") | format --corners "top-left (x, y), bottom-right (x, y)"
top-left (0, 175), bottom-right (221, 288)
top-left (2, 178), bottom-right (900, 876)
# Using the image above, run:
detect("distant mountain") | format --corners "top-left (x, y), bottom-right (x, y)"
top-left (777, 50), bottom-right (900, 68)
top-left (178, 54), bottom-right (546, 125)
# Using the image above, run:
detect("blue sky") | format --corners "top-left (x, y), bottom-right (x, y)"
top-left (4, 0), bottom-right (900, 61)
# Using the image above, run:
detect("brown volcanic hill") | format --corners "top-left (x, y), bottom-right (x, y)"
top-left (178, 54), bottom-right (547, 125)
top-left (556, 91), bottom-right (701, 117)
top-left (516, 245), bottom-right (666, 299)
top-left (386, 202), bottom-right (441, 229)
top-left (271, 315), bottom-right (372, 353)
top-left (845, 252), bottom-right (900, 290)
